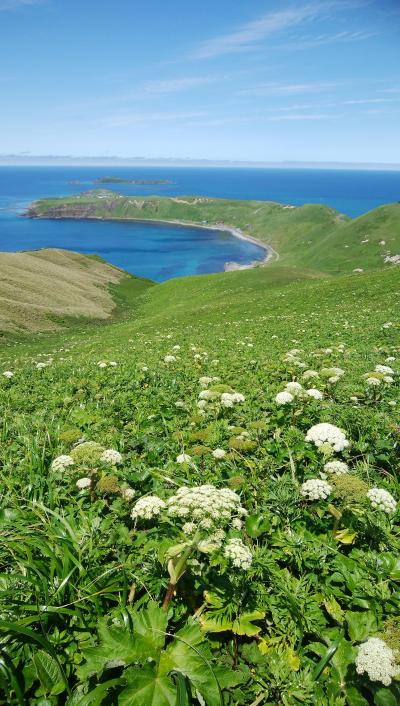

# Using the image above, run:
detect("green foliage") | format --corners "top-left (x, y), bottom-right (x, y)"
top-left (0, 251), bottom-right (399, 704)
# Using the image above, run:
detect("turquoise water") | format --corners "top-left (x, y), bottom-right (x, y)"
top-left (0, 166), bottom-right (399, 281)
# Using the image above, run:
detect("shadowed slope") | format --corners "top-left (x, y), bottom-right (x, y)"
top-left (0, 248), bottom-right (152, 333)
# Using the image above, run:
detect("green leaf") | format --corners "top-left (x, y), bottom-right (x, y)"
top-left (119, 666), bottom-right (176, 706)
top-left (32, 650), bottom-right (65, 696)
top-left (345, 686), bottom-right (370, 706)
top-left (66, 678), bottom-right (124, 706)
top-left (324, 597), bottom-right (345, 624)
top-left (0, 621), bottom-right (70, 695)
top-left (245, 513), bottom-right (270, 538)
top-left (346, 611), bottom-right (378, 642)
top-left (374, 688), bottom-right (399, 706)
top-left (174, 672), bottom-right (190, 706)
top-left (334, 528), bottom-right (357, 545)
top-left (77, 602), bottom-right (168, 680)
top-left (331, 638), bottom-right (355, 684)
top-left (312, 636), bottom-right (342, 679)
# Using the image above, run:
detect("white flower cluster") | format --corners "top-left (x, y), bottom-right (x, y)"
top-left (275, 390), bottom-right (294, 405)
top-left (2, 371), bottom-right (14, 378)
top-left (76, 477), bottom-right (91, 489)
top-left (302, 369), bottom-right (319, 380)
top-left (301, 479), bottom-right (332, 501)
top-left (199, 376), bottom-right (220, 388)
top-left (324, 460), bottom-right (349, 476)
top-left (100, 449), bottom-right (122, 465)
top-left (221, 391), bottom-right (245, 407)
top-left (275, 381), bottom-right (323, 405)
top-left (223, 538), bottom-right (252, 570)
top-left (167, 484), bottom-right (247, 527)
top-left (320, 367), bottom-right (345, 384)
top-left (197, 387), bottom-right (245, 410)
top-left (367, 488), bottom-right (397, 514)
top-left (375, 364), bottom-right (395, 375)
top-left (97, 361), bottom-right (117, 368)
top-left (365, 375), bottom-right (382, 386)
top-left (51, 455), bottom-right (74, 472)
top-left (121, 487), bottom-right (135, 501)
top-left (212, 448), bottom-right (226, 459)
top-left (305, 423), bottom-right (349, 453)
top-left (275, 381), bottom-right (302, 405)
top-left (306, 388), bottom-right (323, 400)
top-left (355, 637), bottom-right (399, 686)
top-left (164, 355), bottom-right (177, 363)
top-left (285, 381), bottom-right (303, 395)
top-left (176, 453), bottom-right (192, 464)
top-left (131, 495), bottom-right (166, 520)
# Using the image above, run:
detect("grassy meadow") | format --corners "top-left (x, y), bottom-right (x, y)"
top-left (0, 195), bottom-right (400, 705)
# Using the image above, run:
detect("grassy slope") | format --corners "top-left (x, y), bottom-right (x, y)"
top-left (1, 225), bottom-right (399, 704)
top-left (0, 248), bottom-right (153, 335)
top-left (30, 191), bottom-right (400, 274)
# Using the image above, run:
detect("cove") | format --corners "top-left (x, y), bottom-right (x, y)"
top-left (0, 213), bottom-right (266, 282)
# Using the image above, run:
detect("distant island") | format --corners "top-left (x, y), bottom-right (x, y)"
top-left (93, 176), bottom-right (173, 185)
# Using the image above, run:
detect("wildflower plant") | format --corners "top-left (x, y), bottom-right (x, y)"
top-left (131, 484), bottom-right (252, 609)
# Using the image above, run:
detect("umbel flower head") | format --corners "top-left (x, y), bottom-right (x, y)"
top-left (176, 453), bottom-right (192, 464)
top-left (301, 479), bottom-right (332, 501)
top-left (100, 449), bottom-right (122, 465)
top-left (324, 460), bottom-right (349, 476)
top-left (167, 484), bottom-right (247, 527)
top-left (275, 391), bottom-right (294, 405)
top-left (320, 367), bottom-right (345, 383)
top-left (356, 637), bottom-right (399, 686)
top-left (306, 388), bottom-right (323, 400)
top-left (76, 477), bottom-right (91, 489)
top-left (131, 495), bottom-right (166, 520)
top-left (70, 441), bottom-right (105, 466)
top-left (367, 488), bottom-right (397, 514)
top-left (285, 381), bottom-right (303, 395)
top-left (375, 364), bottom-right (395, 375)
top-left (212, 448), bottom-right (226, 459)
top-left (224, 538), bottom-right (252, 569)
top-left (305, 423), bottom-right (349, 453)
top-left (51, 455), bottom-right (74, 472)
top-left (220, 391), bottom-right (245, 407)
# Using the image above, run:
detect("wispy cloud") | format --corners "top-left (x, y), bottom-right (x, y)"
top-left (343, 97), bottom-right (399, 105)
top-left (0, 0), bottom-right (44, 9)
top-left (281, 29), bottom-right (376, 50)
top-left (266, 113), bottom-right (332, 121)
top-left (191, 1), bottom-right (362, 59)
top-left (239, 81), bottom-right (341, 97)
top-left (86, 110), bottom-right (207, 129)
top-left (142, 76), bottom-right (219, 94)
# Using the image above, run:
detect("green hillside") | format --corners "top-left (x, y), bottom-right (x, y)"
top-left (1, 188), bottom-right (400, 706)
top-left (1, 244), bottom-right (399, 704)
top-left (29, 191), bottom-right (400, 273)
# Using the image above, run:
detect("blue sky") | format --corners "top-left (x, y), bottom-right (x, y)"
top-left (1, 0), bottom-right (399, 163)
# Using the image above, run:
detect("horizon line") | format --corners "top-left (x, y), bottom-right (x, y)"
top-left (1, 155), bottom-right (400, 171)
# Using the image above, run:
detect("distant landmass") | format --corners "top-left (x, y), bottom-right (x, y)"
top-left (94, 176), bottom-right (173, 185)
top-left (2, 154), bottom-right (400, 170)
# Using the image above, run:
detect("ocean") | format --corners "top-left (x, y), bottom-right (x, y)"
top-left (0, 166), bottom-right (399, 281)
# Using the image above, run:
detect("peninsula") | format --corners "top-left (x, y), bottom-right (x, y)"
top-left (27, 190), bottom-right (400, 275)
